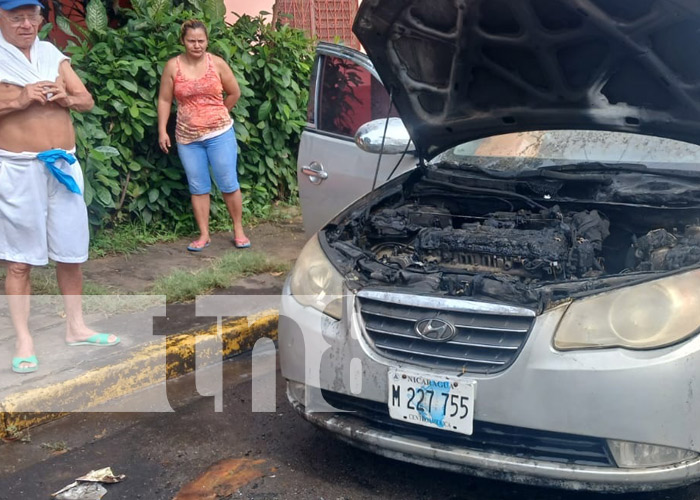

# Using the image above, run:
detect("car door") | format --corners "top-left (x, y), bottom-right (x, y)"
top-left (297, 43), bottom-right (417, 237)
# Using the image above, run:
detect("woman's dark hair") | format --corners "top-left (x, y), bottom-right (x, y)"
top-left (180, 20), bottom-right (208, 43)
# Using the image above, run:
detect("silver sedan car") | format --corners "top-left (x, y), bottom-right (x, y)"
top-left (280, 0), bottom-right (700, 492)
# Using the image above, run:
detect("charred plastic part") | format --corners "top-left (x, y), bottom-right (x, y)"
top-left (377, 206), bottom-right (611, 280)
top-left (633, 227), bottom-right (700, 271)
top-left (368, 205), bottom-right (452, 239)
top-left (417, 226), bottom-right (571, 278)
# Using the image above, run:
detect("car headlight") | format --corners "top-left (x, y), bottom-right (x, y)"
top-left (289, 234), bottom-right (344, 320)
top-left (608, 440), bottom-right (699, 468)
top-left (554, 270), bottom-right (700, 350)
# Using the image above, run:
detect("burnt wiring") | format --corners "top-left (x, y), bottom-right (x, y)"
top-left (421, 178), bottom-right (548, 210)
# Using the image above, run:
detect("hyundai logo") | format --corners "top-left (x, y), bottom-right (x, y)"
top-left (414, 318), bottom-right (457, 342)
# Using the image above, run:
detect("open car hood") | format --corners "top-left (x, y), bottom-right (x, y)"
top-left (353, 0), bottom-right (700, 160)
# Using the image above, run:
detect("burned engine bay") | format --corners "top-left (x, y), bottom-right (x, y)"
top-left (324, 164), bottom-right (700, 311)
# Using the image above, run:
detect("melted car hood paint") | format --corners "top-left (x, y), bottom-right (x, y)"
top-left (354, 0), bottom-right (700, 159)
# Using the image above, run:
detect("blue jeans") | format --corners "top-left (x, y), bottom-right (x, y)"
top-left (176, 127), bottom-right (240, 195)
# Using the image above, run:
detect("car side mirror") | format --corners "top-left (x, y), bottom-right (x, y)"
top-left (355, 117), bottom-right (413, 155)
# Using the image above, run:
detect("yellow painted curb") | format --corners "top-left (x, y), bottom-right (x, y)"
top-left (0, 310), bottom-right (279, 438)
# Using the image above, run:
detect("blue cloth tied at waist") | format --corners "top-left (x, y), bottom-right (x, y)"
top-left (36, 149), bottom-right (82, 195)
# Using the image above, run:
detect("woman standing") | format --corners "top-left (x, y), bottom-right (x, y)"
top-left (157, 20), bottom-right (250, 251)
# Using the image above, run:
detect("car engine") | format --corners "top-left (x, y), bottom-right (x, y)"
top-left (368, 205), bottom-right (609, 280)
top-left (324, 167), bottom-right (700, 308)
top-left (632, 226), bottom-right (700, 271)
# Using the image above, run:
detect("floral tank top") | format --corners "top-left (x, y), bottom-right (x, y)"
top-left (173, 53), bottom-right (232, 144)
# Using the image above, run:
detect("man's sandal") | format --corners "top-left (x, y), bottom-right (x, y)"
top-left (12, 355), bottom-right (38, 374)
top-left (66, 333), bottom-right (120, 347)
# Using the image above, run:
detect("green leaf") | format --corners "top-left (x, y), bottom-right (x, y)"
top-left (112, 101), bottom-right (126, 114)
top-left (94, 146), bottom-right (120, 158)
top-left (148, 0), bottom-right (172, 20)
top-left (281, 71), bottom-right (291, 88)
top-left (162, 168), bottom-right (182, 180)
top-left (117, 80), bottom-right (138, 93)
top-left (96, 186), bottom-right (113, 206)
top-left (130, 0), bottom-right (146, 16)
top-left (257, 100), bottom-right (272, 121)
top-left (85, 0), bottom-right (108, 32)
top-left (56, 16), bottom-right (76, 38)
top-left (202, 0), bottom-right (225, 19)
top-left (38, 22), bottom-right (53, 40)
top-left (84, 181), bottom-right (94, 206)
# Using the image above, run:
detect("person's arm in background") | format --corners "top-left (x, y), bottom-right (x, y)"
top-left (157, 59), bottom-right (176, 153)
top-left (215, 56), bottom-right (241, 111)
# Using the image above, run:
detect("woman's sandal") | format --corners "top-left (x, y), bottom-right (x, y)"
top-left (187, 239), bottom-right (210, 252)
top-left (233, 237), bottom-right (251, 249)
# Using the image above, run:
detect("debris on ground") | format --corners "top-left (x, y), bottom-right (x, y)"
top-left (75, 468), bottom-right (126, 483)
top-left (51, 467), bottom-right (126, 499)
top-left (53, 483), bottom-right (107, 500)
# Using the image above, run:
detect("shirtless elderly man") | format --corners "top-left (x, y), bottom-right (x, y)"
top-left (0, 0), bottom-right (118, 374)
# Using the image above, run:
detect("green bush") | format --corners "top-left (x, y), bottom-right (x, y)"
top-left (59, 0), bottom-right (314, 231)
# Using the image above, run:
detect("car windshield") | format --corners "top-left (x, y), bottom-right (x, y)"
top-left (436, 130), bottom-right (700, 173)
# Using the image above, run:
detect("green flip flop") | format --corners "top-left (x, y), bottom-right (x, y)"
top-left (66, 333), bottom-right (120, 347)
top-left (12, 355), bottom-right (38, 374)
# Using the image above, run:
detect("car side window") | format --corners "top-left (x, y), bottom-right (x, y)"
top-left (316, 55), bottom-right (398, 138)
top-left (307, 57), bottom-right (319, 125)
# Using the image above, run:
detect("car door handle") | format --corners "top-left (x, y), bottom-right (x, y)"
top-left (302, 161), bottom-right (328, 185)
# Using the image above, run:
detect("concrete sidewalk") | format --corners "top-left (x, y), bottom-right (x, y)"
top-left (0, 216), bottom-right (306, 437)
top-left (0, 284), bottom-right (283, 437)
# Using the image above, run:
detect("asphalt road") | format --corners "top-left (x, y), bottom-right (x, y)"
top-left (0, 354), bottom-right (698, 500)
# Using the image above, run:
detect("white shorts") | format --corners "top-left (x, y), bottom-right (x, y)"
top-left (0, 149), bottom-right (89, 266)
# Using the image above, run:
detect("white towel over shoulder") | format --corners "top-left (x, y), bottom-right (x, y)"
top-left (0, 31), bottom-right (68, 87)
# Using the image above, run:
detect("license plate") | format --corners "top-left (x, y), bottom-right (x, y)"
top-left (387, 368), bottom-right (475, 435)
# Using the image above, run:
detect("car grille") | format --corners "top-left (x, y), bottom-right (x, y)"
top-left (321, 390), bottom-right (615, 467)
top-left (357, 291), bottom-right (536, 374)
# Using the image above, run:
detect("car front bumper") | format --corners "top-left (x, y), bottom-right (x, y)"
top-left (279, 280), bottom-right (700, 492)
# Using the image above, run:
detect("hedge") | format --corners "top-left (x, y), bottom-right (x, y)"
top-left (54, 0), bottom-right (314, 231)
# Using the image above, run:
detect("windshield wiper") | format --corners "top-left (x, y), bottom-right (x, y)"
top-left (521, 162), bottom-right (700, 180)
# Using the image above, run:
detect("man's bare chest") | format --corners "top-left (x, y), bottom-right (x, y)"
top-left (0, 82), bottom-right (22, 100)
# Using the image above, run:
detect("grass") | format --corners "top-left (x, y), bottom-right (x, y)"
top-left (150, 250), bottom-right (290, 303)
top-left (2, 425), bottom-right (31, 443)
top-left (28, 267), bottom-right (113, 297)
top-left (89, 222), bottom-right (182, 259)
top-left (0, 266), bottom-right (162, 315)
top-left (89, 201), bottom-right (300, 259)
top-left (41, 441), bottom-right (68, 453)
top-left (0, 249), bottom-right (290, 308)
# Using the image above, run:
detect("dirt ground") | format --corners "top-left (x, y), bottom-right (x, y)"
top-left (80, 209), bottom-right (308, 295)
